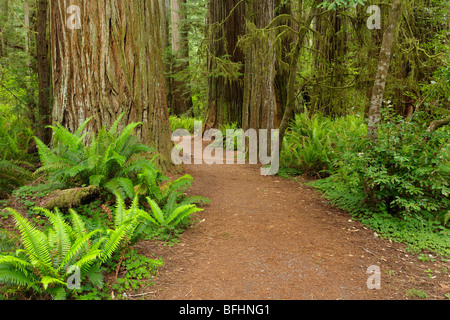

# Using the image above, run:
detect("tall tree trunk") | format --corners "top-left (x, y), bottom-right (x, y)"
top-left (204, 0), bottom-right (246, 129)
top-left (242, 0), bottom-right (277, 133)
top-left (0, 0), bottom-right (7, 58)
top-left (36, 0), bottom-right (52, 146)
top-left (49, 0), bottom-right (173, 164)
top-left (274, 0), bottom-right (294, 126)
top-left (160, 0), bottom-right (173, 114)
top-left (311, 7), bottom-right (347, 116)
top-left (367, 0), bottom-right (403, 142)
top-left (170, 0), bottom-right (193, 116)
top-left (278, 4), bottom-right (319, 153)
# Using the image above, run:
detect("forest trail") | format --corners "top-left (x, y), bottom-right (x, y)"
top-left (138, 140), bottom-right (432, 300)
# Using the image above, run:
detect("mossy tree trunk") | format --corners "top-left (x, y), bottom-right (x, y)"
top-left (49, 0), bottom-right (173, 163)
top-left (367, 0), bottom-right (403, 142)
top-left (204, 0), bottom-right (246, 129)
top-left (241, 0), bottom-right (278, 133)
top-left (311, 7), bottom-right (348, 116)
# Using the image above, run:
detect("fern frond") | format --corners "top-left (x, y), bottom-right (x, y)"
top-left (74, 117), bottom-right (93, 137)
top-left (114, 122), bottom-right (143, 153)
top-left (0, 255), bottom-right (34, 276)
top-left (105, 177), bottom-right (135, 200)
top-left (69, 209), bottom-right (87, 238)
top-left (167, 205), bottom-right (203, 227)
top-left (179, 196), bottom-right (211, 207)
top-left (100, 223), bottom-right (131, 263)
top-left (36, 208), bottom-right (72, 269)
top-left (0, 266), bottom-right (39, 290)
top-left (8, 209), bottom-right (52, 271)
top-left (109, 113), bottom-right (126, 136)
top-left (41, 276), bottom-right (67, 290)
top-left (58, 230), bottom-right (101, 273)
top-left (74, 249), bottom-right (103, 274)
top-left (47, 286), bottom-right (67, 301)
top-left (163, 175), bottom-right (194, 198)
top-left (113, 194), bottom-right (127, 227)
top-left (147, 198), bottom-right (166, 226)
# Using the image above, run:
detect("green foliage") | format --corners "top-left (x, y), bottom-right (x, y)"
top-left (340, 109), bottom-right (449, 219)
top-left (405, 288), bottom-right (428, 299)
top-left (166, 0), bottom-right (210, 117)
top-left (34, 114), bottom-right (158, 200)
top-left (0, 113), bottom-right (35, 198)
top-left (169, 115), bottom-right (202, 133)
top-left (281, 113), bottom-right (366, 177)
top-left (318, 0), bottom-right (368, 10)
top-left (305, 110), bottom-right (450, 256)
top-left (0, 208), bottom-right (104, 300)
top-left (312, 177), bottom-right (450, 256)
top-left (0, 159), bottom-right (33, 199)
top-left (108, 249), bottom-right (163, 299)
top-left (0, 229), bottom-right (20, 254)
top-left (145, 195), bottom-right (204, 232)
top-left (0, 193), bottom-right (174, 300)
top-left (0, 114), bottom-right (34, 162)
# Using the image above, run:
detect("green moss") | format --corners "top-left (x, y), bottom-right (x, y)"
top-left (43, 186), bottom-right (100, 210)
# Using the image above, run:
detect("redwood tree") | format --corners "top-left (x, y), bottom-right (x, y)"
top-left (204, 0), bottom-right (246, 129)
top-left (49, 0), bottom-right (173, 162)
top-left (241, 0), bottom-right (278, 133)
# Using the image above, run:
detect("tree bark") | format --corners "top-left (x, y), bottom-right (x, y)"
top-left (49, 0), bottom-right (173, 164)
top-left (0, 0), bottom-right (8, 58)
top-left (36, 0), bottom-right (52, 146)
top-left (311, 6), bottom-right (347, 116)
top-left (367, 0), bottom-right (403, 142)
top-left (242, 0), bottom-right (277, 133)
top-left (204, 0), bottom-right (246, 129)
top-left (426, 115), bottom-right (450, 134)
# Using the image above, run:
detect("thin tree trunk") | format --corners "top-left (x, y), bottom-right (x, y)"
top-left (36, 0), bottom-right (52, 145)
top-left (0, 0), bottom-right (7, 58)
top-left (278, 4), bottom-right (319, 153)
top-left (367, 0), bottom-right (403, 142)
top-left (49, 0), bottom-right (173, 165)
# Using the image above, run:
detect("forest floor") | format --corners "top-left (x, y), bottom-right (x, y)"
top-left (136, 138), bottom-right (450, 301)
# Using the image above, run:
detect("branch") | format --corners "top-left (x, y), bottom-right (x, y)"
top-left (408, 79), bottom-right (445, 121)
top-left (426, 115), bottom-right (450, 134)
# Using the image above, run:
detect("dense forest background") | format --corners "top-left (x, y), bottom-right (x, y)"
top-left (0, 0), bottom-right (449, 300)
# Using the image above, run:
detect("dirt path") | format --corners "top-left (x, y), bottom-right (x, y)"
top-left (138, 141), bottom-right (449, 300)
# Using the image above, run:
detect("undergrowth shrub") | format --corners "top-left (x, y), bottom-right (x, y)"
top-left (335, 109), bottom-right (450, 220)
top-left (281, 113), bottom-right (366, 177)
top-left (0, 114), bottom-right (34, 198)
top-left (34, 114), bottom-right (158, 199)
top-left (306, 109), bottom-right (450, 256)
top-left (169, 115), bottom-right (202, 133)
top-left (0, 192), bottom-right (198, 300)
top-left (33, 114), bottom-right (204, 209)
top-left (0, 207), bottom-right (105, 300)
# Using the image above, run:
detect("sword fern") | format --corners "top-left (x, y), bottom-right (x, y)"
top-left (0, 208), bottom-right (103, 300)
top-left (34, 114), bottom-right (156, 200)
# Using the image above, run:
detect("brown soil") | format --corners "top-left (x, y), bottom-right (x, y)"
top-left (134, 140), bottom-right (450, 301)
